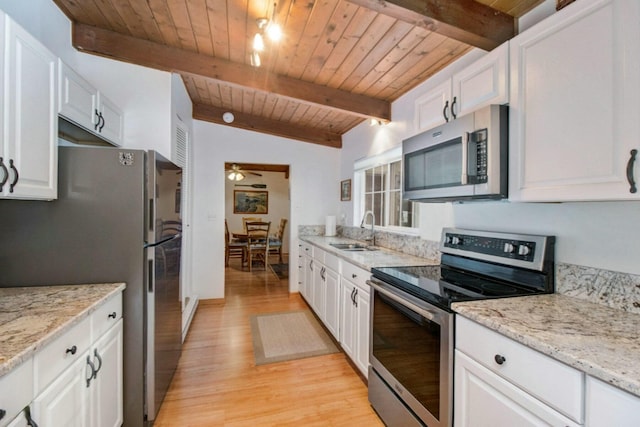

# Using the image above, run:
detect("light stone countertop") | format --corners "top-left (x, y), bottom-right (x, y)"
top-left (0, 283), bottom-right (126, 378)
top-left (453, 294), bottom-right (640, 397)
top-left (299, 235), bottom-right (439, 270)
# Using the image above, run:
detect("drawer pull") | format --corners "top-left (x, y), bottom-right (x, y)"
top-left (66, 345), bottom-right (77, 355)
top-left (108, 311), bottom-right (117, 319)
top-left (352, 273), bottom-right (357, 279)
top-left (494, 354), bottom-right (506, 365)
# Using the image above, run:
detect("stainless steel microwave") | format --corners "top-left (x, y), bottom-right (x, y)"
top-left (403, 104), bottom-right (508, 202)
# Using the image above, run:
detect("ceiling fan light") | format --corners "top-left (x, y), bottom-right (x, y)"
top-left (227, 171), bottom-right (245, 181)
top-left (253, 32), bottom-right (265, 51)
top-left (266, 23), bottom-right (282, 42)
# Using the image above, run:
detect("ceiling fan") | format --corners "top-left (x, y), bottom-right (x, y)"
top-left (226, 163), bottom-right (262, 181)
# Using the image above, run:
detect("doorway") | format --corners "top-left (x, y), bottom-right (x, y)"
top-left (223, 162), bottom-right (291, 292)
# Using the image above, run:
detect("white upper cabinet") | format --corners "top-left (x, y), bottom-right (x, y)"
top-left (58, 60), bottom-right (124, 147)
top-left (415, 43), bottom-right (509, 132)
top-left (509, 0), bottom-right (640, 201)
top-left (1, 13), bottom-right (58, 200)
top-left (58, 60), bottom-right (98, 131)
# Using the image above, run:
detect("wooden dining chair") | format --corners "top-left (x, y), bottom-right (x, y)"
top-left (246, 221), bottom-right (271, 272)
top-left (225, 219), bottom-right (247, 267)
top-left (268, 218), bottom-right (287, 264)
top-left (242, 217), bottom-right (262, 234)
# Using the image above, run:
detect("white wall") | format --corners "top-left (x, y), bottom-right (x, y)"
top-left (341, 4), bottom-right (640, 276)
top-left (192, 122), bottom-right (341, 299)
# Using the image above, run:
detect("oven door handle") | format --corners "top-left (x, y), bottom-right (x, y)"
top-left (368, 280), bottom-right (436, 321)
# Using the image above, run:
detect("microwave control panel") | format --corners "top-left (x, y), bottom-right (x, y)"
top-left (468, 128), bottom-right (488, 184)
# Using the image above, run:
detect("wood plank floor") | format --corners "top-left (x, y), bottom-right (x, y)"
top-left (154, 257), bottom-right (384, 426)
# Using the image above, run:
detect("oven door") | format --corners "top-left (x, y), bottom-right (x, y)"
top-left (368, 278), bottom-right (453, 427)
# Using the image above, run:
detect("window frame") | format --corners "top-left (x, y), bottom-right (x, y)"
top-left (353, 147), bottom-right (419, 234)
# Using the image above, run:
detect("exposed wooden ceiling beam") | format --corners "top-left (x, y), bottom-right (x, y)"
top-left (71, 23), bottom-right (390, 122)
top-left (194, 104), bottom-right (343, 148)
top-left (348, 0), bottom-right (515, 51)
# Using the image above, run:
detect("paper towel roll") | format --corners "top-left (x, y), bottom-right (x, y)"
top-left (325, 215), bottom-right (336, 236)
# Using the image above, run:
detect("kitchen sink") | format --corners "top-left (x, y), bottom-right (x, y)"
top-left (329, 243), bottom-right (378, 251)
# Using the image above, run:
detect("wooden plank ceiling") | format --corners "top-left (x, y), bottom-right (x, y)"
top-left (52, 0), bottom-right (543, 148)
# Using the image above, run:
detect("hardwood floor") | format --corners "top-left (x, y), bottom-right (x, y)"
top-left (154, 257), bottom-right (384, 426)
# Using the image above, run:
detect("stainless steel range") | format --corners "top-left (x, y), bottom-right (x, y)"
top-left (367, 228), bottom-right (555, 427)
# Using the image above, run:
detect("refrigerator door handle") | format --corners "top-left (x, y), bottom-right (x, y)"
top-left (144, 233), bottom-right (181, 248)
top-left (148, 259), bottom-right (154, 292)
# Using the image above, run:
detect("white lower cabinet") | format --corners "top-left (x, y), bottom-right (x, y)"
top-left (32, 352), bottom-right (91, 427)
top-left (309, 248), bottom-right (340, 341)
top-left (340, 261), bottom-right (371, 377)
top-left (586, 376), bottom-right (640, 427)
top-left (455, 350), bottom-right (580, 427)
top-left (0, 292), bottom-right (123, 427)
top-left (455, 316), bottom-right (584, 427)
top-left (91, 320), bottom-right (124, 427)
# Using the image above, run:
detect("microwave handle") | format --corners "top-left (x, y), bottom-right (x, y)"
top-left (461, 132), bottom-right (469, 185)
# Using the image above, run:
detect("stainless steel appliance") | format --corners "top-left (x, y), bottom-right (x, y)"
top-left (403, 104), bottom-right (508, 202)
top-left (367, 228), bottom-right (555, 427)
top-left (0, 145), bottom-right (183, 427)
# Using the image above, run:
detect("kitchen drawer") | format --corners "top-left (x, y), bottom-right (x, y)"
top-left (0, 359), bottom-right (33, 427)
top-left (34, 315), bottom-right (91, 395)
top-left (456, 316), bottom-right (584, 423)
top-left (91, 292), bottom-right (122, 340)
top-left (340, 261), bottom-right (370, 289)
top-left (324, 251), bottom-right (339, 272)
top-left (299, 241), bottom-right (314, 258)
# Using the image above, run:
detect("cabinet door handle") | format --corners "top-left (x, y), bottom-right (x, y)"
top-left (9, 159), bottom-right (18, 193)
top-left (353, 289), bottom-right (358, 308)
top-left (93, 348), bottom-right (103, 378)
top-left (24, 406), bottom-right (38, 427)
top-left (0, 409), bottom-right (6, 420)
top-left (66, 345), bottom-right (77, 355)
top-left (309, 260), bottom-right (313, 271)
top-left (494, 354), bottom-right (506, 365)
top-left (350, 287), bottom-right (356, 305)
top-left (94, 109), bottom-right (100, 130)
top-left (86, 355), bottom-right (96, 387)
top-left (0, 157), bottom-right (7, 192)
top-left (99, 112), bottom-right (105, 131)
top-left (443, 100), bottom-right (450, 122)
top-left (451, 96), bottom-right (457, 119)
top-left (626, 149), bottom-right (637, 193)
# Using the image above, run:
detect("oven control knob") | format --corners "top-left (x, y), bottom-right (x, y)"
top-left (518, 245), bottom-right (531, 256)
top-left (503, 243), bottom-right (515, 253)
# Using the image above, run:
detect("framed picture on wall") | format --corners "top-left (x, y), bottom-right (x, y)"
top-left (340, 179), bottom-right (351, 201)
top-left (234, 190), bottom-right (269, 214)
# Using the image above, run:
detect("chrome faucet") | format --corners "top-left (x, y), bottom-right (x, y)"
top-left (360, 210), bottom-right (376, 247)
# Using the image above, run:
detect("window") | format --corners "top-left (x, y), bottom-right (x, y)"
top-left (354, 148), bottom-right (419, 230)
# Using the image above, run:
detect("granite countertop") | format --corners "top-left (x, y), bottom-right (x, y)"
top-left (453, 294), bottom-right (640, 397)
top-left (0, 283), bottom-right (126, 378)
top-left (299, 235), bottom-right (438, 270)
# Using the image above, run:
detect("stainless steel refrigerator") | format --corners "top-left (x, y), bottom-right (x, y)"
top-left (0, 145), bottom-right (183, 426)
